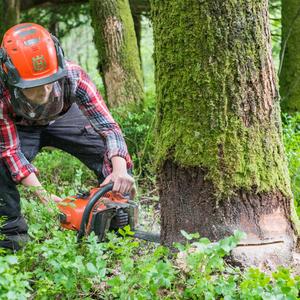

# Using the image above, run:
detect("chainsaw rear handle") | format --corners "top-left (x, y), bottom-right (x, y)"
top-left (77, 182), bottom-right (114, 241)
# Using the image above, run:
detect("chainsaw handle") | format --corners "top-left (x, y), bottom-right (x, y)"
top-left (77, 182), bottom-right (114, 241)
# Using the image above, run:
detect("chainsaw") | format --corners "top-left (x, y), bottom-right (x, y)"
top-left (57, 183), bottom-right (160, 243)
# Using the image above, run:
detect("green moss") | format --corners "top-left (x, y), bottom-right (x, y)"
top-left (152, 0), bottom-right (291, 197)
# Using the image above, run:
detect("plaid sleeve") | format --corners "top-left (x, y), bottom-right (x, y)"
top-left (0, 98), bottom-right (37, 183)
top-left (74, 67), bottom-right (132, 176)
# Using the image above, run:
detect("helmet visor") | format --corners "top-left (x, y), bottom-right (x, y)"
top-left (12, 79), bottom-right (65, 122)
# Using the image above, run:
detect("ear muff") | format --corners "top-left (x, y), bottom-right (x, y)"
top-left (0, 48), bottom-right (8, 82)
top-left (51, 35), bottom-right (66, 69)
top-left (0, 47), bottom-right (21, 85)
top-left (0, 48), bottom-right (21, 85)
top-left (0, 48), bottom-right (7, 62)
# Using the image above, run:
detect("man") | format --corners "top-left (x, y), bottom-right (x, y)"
top-left (0, 23), bottom-right (134, 250)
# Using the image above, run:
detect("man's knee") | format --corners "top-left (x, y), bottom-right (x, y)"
top-left (0, 216), bottom-right (28, 235)
top-left (0, 160), bottom-right (22, 220)
top-left (0, 160), bottom-right (14, 187)
top-left (0, 216), bottom-right (29, 251)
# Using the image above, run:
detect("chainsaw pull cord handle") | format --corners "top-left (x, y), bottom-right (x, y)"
top-left (77, 182), bottom-right (114, 241)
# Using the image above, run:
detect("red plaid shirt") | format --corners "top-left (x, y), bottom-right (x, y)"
top-left (0, 61), bottom-right (132, 183)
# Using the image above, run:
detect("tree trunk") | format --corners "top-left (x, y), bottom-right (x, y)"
top-left (48, 8), bottom-right (59, 37)
top-left (152, 0), bottom-right (299, 268)
top-left (131, 12), bottom-right (142, 62)
top-left (0, 0), bottom-right (20, 40)
top-left (89, 0), bottom-right (144, 107)
top-left (280, 0), bottom-right (300, 113)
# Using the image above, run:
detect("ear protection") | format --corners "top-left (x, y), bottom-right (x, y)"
top-left (0, 47), bottom-right (22, 85)
top-left (0, 47), bottom-right (9, 83)
top-left (50, 34), bottom-right (66, 68)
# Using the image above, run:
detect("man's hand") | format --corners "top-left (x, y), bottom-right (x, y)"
top-left (21, 173), bottom-right (62, 205)
top-left (34, 188), bottom-right (62, 205)
top-left (100, 171), bottom-right (135, 195)
top-left (100, 156), bottom-right (135, 196)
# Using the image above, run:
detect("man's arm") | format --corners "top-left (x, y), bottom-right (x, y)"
top-left (0, 97), bottom-right (60, 203)
top-left (73, 64), bottom-right (134, 193)
top-left (0, 98), bottom-right (37, 182)
top-left (21, 173), bottom-right (62, 203)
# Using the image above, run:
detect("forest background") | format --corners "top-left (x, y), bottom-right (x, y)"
top-left (1, 0), bottom-right (300, 299)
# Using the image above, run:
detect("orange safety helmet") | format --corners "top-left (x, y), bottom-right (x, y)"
top-left (0, 23), bottom-right (67, 89)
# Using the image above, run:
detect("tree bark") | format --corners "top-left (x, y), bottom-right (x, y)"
top-left (89, 0), bottom-right (144, 107)
top-left (279, 0), bottom-right (300, 113)
top-left (0, 0), bottom-right (21, 40)
top-left (152, 0), bottom-right (299, 268)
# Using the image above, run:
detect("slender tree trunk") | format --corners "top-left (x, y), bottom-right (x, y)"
top-left (152, 0), bottom-right (299, 268)
top-left (89, 0), bottom-right (144, 107)
top-left (49, 9), bottom-right (59, 37)
top-left (0, 0), bottom-right (20, 40)
top-left (131, 13), bottom-right (142, 62)
top-left (280, 0), bottom-right (300, 113)
top-left (129, 0), bottom-right (150, 16)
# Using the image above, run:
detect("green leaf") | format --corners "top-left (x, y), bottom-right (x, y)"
top-left (181, 230), bottom-right (199, 240)
top-left (86, 262), bottom-right (97, 273)
top-left (6, 256), bottom-right (18, 265)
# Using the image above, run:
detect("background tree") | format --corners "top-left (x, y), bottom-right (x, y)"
top-left (0, 0), bottom-right (20, 39)
top-left (130, 0), bottom-right (150, 61)
top-left (269, 0), bottom-right (281, 69)
top-left (89, 0), bottom-right (144, 107)
top-left (21, 3), bottom-right (90, 40)
top-left (152, 0), bottom-right (299, 267)
top-left (280, 0), bottom-right (300, 113)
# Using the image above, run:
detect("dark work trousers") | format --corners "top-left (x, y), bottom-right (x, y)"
top-left (0, 104), bottom-right (106, 250)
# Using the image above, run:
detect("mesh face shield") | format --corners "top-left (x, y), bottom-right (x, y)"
top-left (10, 79), bottom-right (65, 123)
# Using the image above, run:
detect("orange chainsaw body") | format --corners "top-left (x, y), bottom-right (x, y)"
top-left (57, 184), bottom-right (160, 243)
top-left (58, 188), bottom-right (135, 233)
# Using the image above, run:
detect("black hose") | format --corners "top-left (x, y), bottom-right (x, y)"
top-left (77, 182), bottom-right (114, 241)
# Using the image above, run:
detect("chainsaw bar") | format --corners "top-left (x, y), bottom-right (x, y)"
top-left (133, 230), bottom-right (160, 243)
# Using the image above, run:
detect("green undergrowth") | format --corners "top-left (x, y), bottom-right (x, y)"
top-left (1, 201), bottom-right (299, 299)
top-left (282, 113), bottom-right (300, 216)
top-left (110, 93), bottom-right (156, 187)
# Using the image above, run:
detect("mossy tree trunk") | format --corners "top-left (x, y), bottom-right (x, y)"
top-left (280, 0), bottom-right (300, 113)
top-left (0, 0), bottom-right (20, 40)
top-left (89, 0), bottom-right (144, 108)
top-left (152, 0), bottom-right (299, 267)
